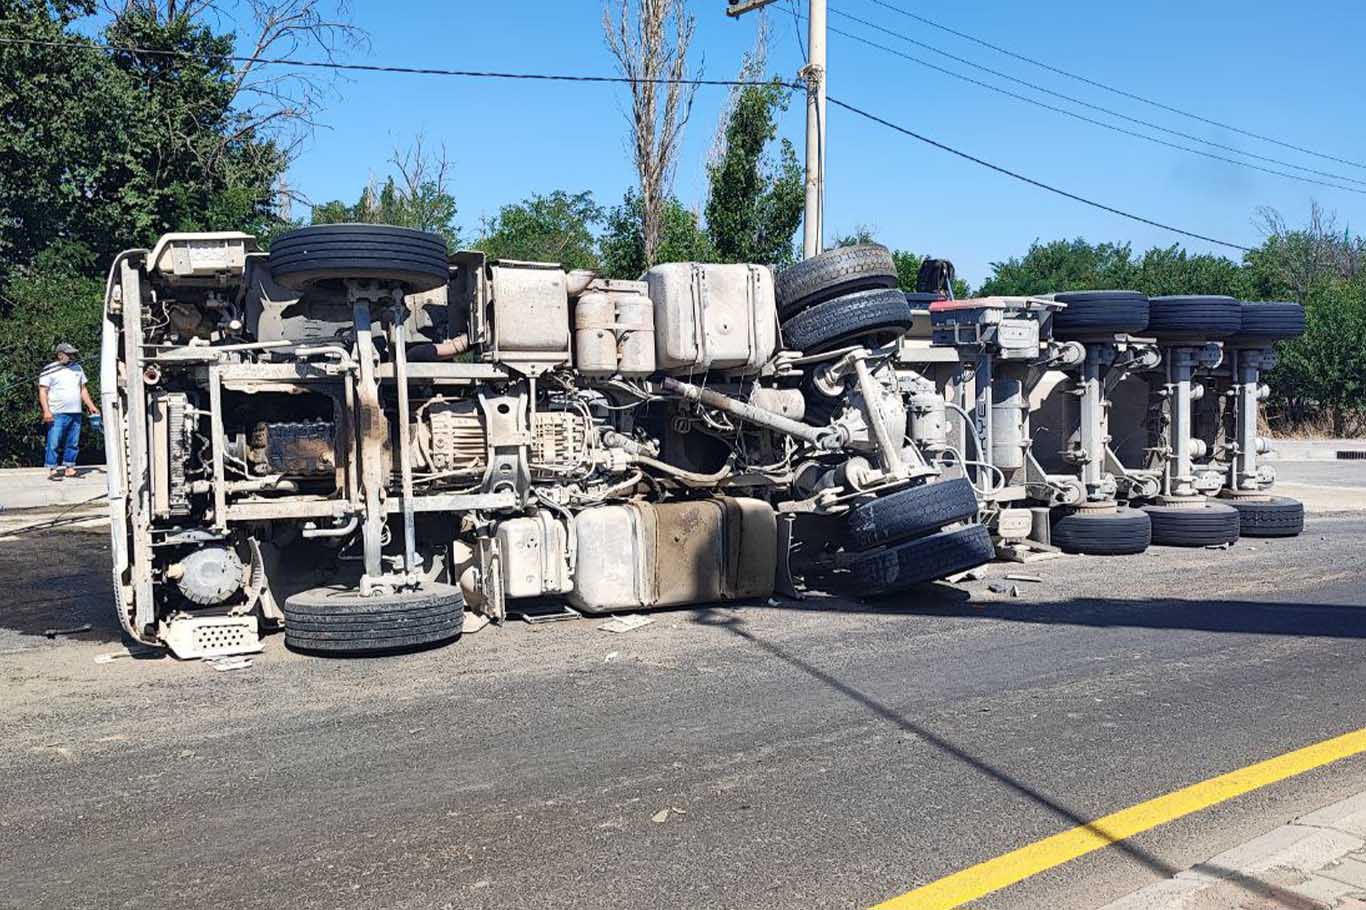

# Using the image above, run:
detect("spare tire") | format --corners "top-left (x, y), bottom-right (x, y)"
top-left (1144, 501), bottom-right (1240, 547)
top-left (1050, 290), bottom-right (1150, 337)
top-left (1145, 295), bottom-right (1243, 340)
top-left (1224, 495), bottom-right (1304, 538)
top-left (846, 524), bottom-right (996, 596)
top-left (781, 288), bottom-right (913, 353)
top-left (1227, 301), bottom-right (1306, 346)
top-left (1051, 506), bottom-right (1151, 555)
top-left (775, 244), bottom-right (898, 318)
top-left (284, 582), bottom-right (465, 654)
top-left (846, 477), bottom-right (980, 552)
top-left (270, 224), bottom-right (450, 293)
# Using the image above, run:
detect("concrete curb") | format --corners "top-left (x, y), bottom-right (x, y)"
top-left (1097, 792), bottom-right (1366, 909)
top-left (1271, 439), bottom-right (1366, 463)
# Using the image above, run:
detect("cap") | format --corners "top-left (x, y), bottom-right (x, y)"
top-left (54, 342), bottom-right (78, 355)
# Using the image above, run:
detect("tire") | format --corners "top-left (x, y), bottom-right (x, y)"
top-left (269, 224), bottom-right (450, 293)
top-left (847, 524), bottom-right (996, 596)
top-left (1143, 502), bottom-right (1240, 547)
top-left (1224, 496), bottom-right (1304, 538)
top-left (775, 244), bottom-right (898, 318)
top-left (781, 288), bottom-right (913, 353)
top-left (1050, 290), bottom-right (1150, 337)
top-left (1227, 301), bottom-right (1306, 346)
top-left (1145, 295), bottom-right (1243, 340)
top-left (846, 477), bottom-right (980, 552)
top-left (1051, 506), bottom-right (1151, 555)
top-left (283, 582), bottom-right (465, 654)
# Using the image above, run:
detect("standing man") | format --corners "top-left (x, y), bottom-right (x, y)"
top-left (38, 342), bottom-right (98, 479)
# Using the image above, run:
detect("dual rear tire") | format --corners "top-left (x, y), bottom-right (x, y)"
top-left (283, 583), bottom-right (465, 655)
top-left (775, 245), bottom-right (913, 353)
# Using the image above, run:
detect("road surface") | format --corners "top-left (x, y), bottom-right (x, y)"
top-left (1, 469), bottom-right (1365, 909)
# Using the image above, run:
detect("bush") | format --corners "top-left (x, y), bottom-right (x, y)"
top-left (0, 243), bottom-right (105, 466)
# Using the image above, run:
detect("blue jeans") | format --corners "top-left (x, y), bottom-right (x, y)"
top-left (45, 412), bottom-right (82, 469)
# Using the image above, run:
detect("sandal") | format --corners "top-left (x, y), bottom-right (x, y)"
top-left (63, 467), bottom-right (77, 478)
top-left (48, 469), bottom-right (61, 481)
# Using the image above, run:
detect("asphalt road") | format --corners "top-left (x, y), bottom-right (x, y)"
top-left (2, 481), bottom-right (1366, 909)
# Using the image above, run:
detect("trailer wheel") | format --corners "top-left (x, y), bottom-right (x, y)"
top-left (1051, 506), bottom-right (1151, 555)
top-left (283, 582), bottom-right (464, 654)
top-left (846, 477), bottom-right (980, 552)
top-left (1224, 496), bottom-right (1304, 537)
top-left (775, 244), bottom-right (898, 318)
top-left (1145, 295), bottom-right (1243, 340)
top-left (1143, 501), bottom-right (1241, 547)
top-left (1050, 290), bottom-right (1149, 337)
top-left (1227, 301), bottom-right (1306, 346)
top-left (781, 288), bottom-right (913, 354)
top-left (269, 224), bottom-right (451, 293)
top-left (847, 524), bottom-right (995, 596)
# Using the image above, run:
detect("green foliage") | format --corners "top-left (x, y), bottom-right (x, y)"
top-left (312, 176), bottom-right (459, 246)
top-left (0, 244), bottom-right (105, 466)
top-left (599, 191), bottom-right (713, 279)
top-left (475, 191), bottom-right (602, 271)
top-left (1274, 282), bottom-right (1366, 435)
top-left (703, 80), bottom-right (804, 267)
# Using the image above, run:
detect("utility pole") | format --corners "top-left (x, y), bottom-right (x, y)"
top-left (727, 0), bottom-right (826, 257)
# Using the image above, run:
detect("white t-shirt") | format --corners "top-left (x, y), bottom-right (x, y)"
top-left (38, 362), bottom-right (87, 414)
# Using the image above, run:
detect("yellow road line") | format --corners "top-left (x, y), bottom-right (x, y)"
top-left (872, 726), bottom-right (1366, 910)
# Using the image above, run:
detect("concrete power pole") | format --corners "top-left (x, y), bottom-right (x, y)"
top-left (727, 0), bottom-right (826, 258)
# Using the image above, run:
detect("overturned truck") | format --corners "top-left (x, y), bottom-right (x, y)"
top-left (101, 228), bottom-right (993, 658)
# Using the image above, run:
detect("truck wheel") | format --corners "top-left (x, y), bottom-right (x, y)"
top-left (781, 288), bottom-right (913, 354)
top-left (1050, 290), bottom-right (1149, 337)
top-left (1227, 301), bottom-right (1306, 346)
top-left (1145, 295), bottom-right (1243, 340)
top-left (775, 244), bottom-right (898, 318)
top-left (846, 477), bottom-right (980, 552)
top-left (1143, 502), bottom-right (1241, 547)
top-left (1051, 506), bottom-right (1151, 555)
top-left (1224, 496), bottom-right (1304, 537)
top-left (283, 582), bottom-right (465, 654)
top-left (848, 524), bottom-right (996, 596)
top-left (269, 224), bottom-right (451, 293)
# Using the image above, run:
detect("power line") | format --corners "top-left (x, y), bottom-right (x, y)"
top-left (826, 5), bottom-right (1366, 190)
top-left (822, 17), bottom-right (1366, 196)
top-left (4, 35), bottom-right (1252, 251)
top-left (825, 95), bottom-right (1253, 252)
top-left (0, 36), bottom-right (800, 89)
top-left (858, 0), bottom-right (1366, 172)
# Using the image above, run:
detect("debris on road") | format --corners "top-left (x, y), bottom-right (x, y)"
top-left (205, 655), bottom-right (252, 672)
top-left (462, 612), bottom-right (490, 635)
top-left (604, 651), bottom-right (620, 663)
top-left (94, 646), bottom-right (162, 664)
top-left (1004, 573), bottom-right (1043, 583)
top-left (44, 623), bottom-right (92, 639)
top-left (599, 614), bottom-right (654, 634)
top-left (651, 808), bottom-right (670, 823)
top-left (987, 583), bottom-right (1022, 597)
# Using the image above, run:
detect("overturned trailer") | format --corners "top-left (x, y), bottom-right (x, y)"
top-left (101, 229), bottom-right (993, 658)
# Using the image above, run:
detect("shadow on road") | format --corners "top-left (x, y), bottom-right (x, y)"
top-left (0, 527), bottom-right (124, 645)
top-left (695, 606), bottom-right (1329, 909)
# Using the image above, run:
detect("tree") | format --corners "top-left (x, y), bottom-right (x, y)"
top-left (977, 239), bottom-right (1140, 296)
top-left (704, 79), bottom-right (804, 266)
top-left (603, 0), bottom-right (698, 268)
top-left (598, 190), bottom-right (712, 279)
top-left (475, 191), bottom-right (602, 271)
top-left (311, 137), bottom-right (459, 244)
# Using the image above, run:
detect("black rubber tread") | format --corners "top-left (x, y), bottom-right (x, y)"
top-left (283, 582), bottom-right (464, 654)
top-left (1143, 502), bottom-right (1241, 547)
top-left (775, 244), bottom-right (898, 318)
top-left (780, 288), bottom-right (913, 353)
top-left (905, 291), bottom-right (945, 307)
top-left (846, 477), bottom-right (981, 552)
top-left (269, 224), bottom-right (450, 292)
top-left (847, 524), bottom-right (996, 596)
top-left (1145, 295), bottom-right (1243, 340)
top-left (1051, 506), bottom-right (1152, 555)
top-left (1049, 290), bottom-right (1150, 337)
top-left (286, 618), bottom-right (460, 642)
top-left (1224, 495), bottom-right (1304, 537)
top-left (1227, 301), bottom-right (1306, 346)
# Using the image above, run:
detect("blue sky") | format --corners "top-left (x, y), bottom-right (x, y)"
top-left (232, 0), bottom-right (1365, 285)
